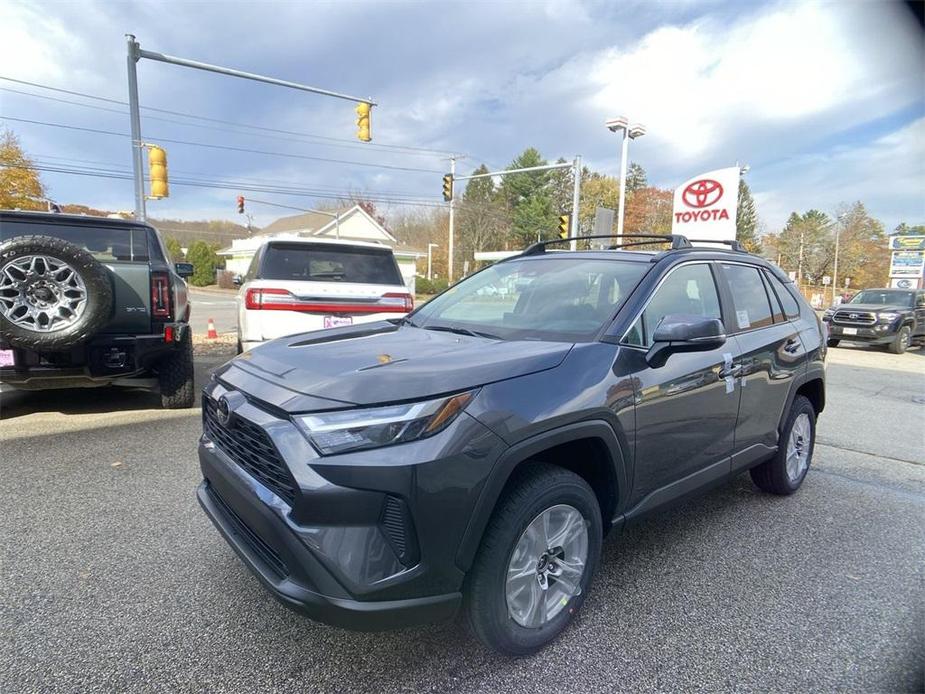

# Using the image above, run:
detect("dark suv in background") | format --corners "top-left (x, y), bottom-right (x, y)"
top-left (823, 288), bottom-right (925, 354)
top-left (0, 211), bottom-right (195, 408)
top-left (196, 235), bottom-right (826, 655)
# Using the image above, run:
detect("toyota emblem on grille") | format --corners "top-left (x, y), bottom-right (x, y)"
top-left (849, 313), bottom-right (859, 319)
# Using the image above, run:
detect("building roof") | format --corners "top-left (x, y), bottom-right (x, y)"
top-left (257, 208), bottom-right (348, 236)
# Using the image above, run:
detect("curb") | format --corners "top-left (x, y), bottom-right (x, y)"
top-left (188, 285), bottom-right (238, 296)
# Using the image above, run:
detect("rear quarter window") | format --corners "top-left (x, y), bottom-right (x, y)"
top-left (0, 220), bottom-right (148, 262)
top-left (260, 243), bottom-right (403, 285)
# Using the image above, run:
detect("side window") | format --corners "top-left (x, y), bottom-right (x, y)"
top-left (721, 264), bottom-right (774, 331)
top-left (761, 272), bottom-right (785, 323)
top-left (244, 250), bottom-right (261, 282)
top-left (766, 271), bottom-right (800, 319)
top-left (624, 263), bottom-right (722, 347)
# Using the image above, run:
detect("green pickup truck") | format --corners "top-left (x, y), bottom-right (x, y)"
top-left (0, 210), bottom-right (195, 408)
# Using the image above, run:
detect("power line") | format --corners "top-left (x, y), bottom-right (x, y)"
top-left (0, 76), bottom-right (455, 157)
top-left (0, 115), bottom-right (445, 174)
top-left (1, 162), bottom-right (449, 209)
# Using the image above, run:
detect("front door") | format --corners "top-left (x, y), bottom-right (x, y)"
top-left (621, 262), bottom-right (739, 508)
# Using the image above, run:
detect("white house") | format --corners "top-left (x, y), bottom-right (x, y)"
top-left (217, 204), bottom-right (422, 291)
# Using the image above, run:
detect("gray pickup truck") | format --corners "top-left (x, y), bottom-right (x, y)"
top-left (0, 210), bottom-right (195, 408)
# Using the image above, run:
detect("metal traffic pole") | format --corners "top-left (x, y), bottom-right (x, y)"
top-left (126, 35), bottom-right (146, 221)
top-left (448, 155), bottom-right (456, 283)
top-left (570, 155), bottom-right (582, 251)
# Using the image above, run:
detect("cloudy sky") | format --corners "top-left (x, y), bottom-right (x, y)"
top-left (1, 0), bottom-right (922, 233)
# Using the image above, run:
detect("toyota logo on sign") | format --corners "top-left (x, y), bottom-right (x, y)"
top-left (682, 179), bottom-right (724, 208)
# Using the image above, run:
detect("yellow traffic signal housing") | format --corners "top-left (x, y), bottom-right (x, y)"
top-left (355, 102), bottom-right (372, 142)
top-left (442, 174), bottom-right (453, 202)
top-left (558, 214), bottom-right (570, 239)
top-left (148, 145), bottom-right (169, 199)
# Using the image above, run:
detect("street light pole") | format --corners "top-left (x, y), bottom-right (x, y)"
top-left (832, 214), bottom-right (845, 304)
top-left (126, 35), bottom-right (146, 221)
top-left (605, 117), bottom-right (646, 241)
top-left (427, 243), bottom-right (439, 280)
top-left (570, 155), bottom-right (582, 251)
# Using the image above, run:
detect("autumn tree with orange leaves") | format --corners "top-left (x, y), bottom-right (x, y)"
top-left (0, 129), bottom-right (46, 211)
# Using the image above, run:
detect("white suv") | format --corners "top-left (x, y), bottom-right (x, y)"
top-left (236, 238), bottom-right (413, 351)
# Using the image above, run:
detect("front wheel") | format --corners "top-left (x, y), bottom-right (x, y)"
top-left (465, 464), bottom-right (602, 656)
top-left (887, 326), bottom-right (911, 354)
top-left (750, 395), bottom-right (816, 495)
top-left (826, 338), bottom-right (840, 348)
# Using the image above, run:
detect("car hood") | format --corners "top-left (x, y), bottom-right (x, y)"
top-left (216, 321), bottom-right (573, 411)
top-left (837, 303), bottom-right (909, 313)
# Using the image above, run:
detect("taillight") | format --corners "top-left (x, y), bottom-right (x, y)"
top-left (244, 288), bottom-right (413, 314)
top-left (383, 293), bottom-right (414, 312)
top-left (151, 272), bottom-right (172, 319)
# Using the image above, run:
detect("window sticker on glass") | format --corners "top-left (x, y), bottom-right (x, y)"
top-left (736, 310), bottom-right (751, 329)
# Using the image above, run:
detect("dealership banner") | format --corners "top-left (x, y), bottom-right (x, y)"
top-left (889, 235), bottom-right (925, 251)
top-left (671, 166), bottom-right (740, 243)
top-left (889, 250), bottom-right (925, 278)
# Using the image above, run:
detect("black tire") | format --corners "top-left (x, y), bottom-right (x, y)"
top-left (887, 325), bottom-right (911, 354)
top-left (750, 395), bottom-right (816, 495)
top-left (0, 235), bottom-right (113, 351)
top-left (826, 338), bottom-right (840, 348)
top-left (157, 330), bottom-right (195, 409)
top-left (465, 463), bottom-right (602, 656)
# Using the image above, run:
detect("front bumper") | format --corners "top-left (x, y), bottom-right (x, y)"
top-left (824, 321), bottom-right (899, 345)
top-left (197, 379), bottom-right (504, 630)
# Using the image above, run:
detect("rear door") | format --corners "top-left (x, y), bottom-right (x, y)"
top-left (716, 262), bottom-right (805, 471)
top-left (0, 219), bottom-right (152, 333)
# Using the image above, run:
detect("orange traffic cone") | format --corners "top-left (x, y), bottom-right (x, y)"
top-left (206, 317), bottom-right (218, 339)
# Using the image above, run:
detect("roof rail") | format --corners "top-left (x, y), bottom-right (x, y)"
top-left (521, 234), bottom-right (690, 256)
top-left (684, 239), bottom-right (747, 252)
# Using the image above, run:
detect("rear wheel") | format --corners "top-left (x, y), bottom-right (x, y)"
top-left (466, 464), bottom-right (602, 656)
top-left (887, 326), bottom-right (911, 354)
top-left (157, 330), bottom-right (195, 409)
top-left (826, 338), bottom-right (840, 348)
top-left (750, 395), bottom-right (815, 495)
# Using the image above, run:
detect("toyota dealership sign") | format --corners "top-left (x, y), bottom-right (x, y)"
top-left (671, 166), bottom-right (740, 242)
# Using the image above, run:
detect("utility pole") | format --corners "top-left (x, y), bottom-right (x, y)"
top-left (832, 213), bottom-right (846, 304)
top-left (448, 156), bottom-right (456, 282)
top-left (797, 228), bottom-right (804, 284)
top-left (570, 155), bottom-right (582, 251)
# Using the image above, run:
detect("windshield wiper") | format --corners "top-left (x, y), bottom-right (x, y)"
top-left (423, 325), bottom-right (502, 340)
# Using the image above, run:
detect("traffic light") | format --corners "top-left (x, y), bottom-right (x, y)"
top-left (355, 102), bottom-right (372, 142)
top-left (236, 196), bottom-right (245, 214)
top-left (148, 145), bottom-right (169, 199)
top-left (558, 214), bottom-right (570, 240)
top-left (442, 174), bottom-right (454, 202)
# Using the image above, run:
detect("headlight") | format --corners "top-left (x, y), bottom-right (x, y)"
top-left (295, 391), bottom-right (476, 455)
top-left (878, 312), bottom-right (900, 322)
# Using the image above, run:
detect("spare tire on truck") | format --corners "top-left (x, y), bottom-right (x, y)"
top-left (0, 235), bottom-right (114, 352)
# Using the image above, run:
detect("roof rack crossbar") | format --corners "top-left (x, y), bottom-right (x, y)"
top-left (685, 239), bottom-right (747, 252)
top-left (521, 234), bottom-right (690, 256)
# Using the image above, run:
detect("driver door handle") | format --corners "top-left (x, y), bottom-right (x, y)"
top-left (719, 363), bottom-right (742, 379)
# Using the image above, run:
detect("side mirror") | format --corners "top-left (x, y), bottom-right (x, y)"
top-left (232, 274), bottom-right (243, 287)
top-left (646, 315), bottom-right (726, 368)
top-left (174, 262), bottom-right (194, 278)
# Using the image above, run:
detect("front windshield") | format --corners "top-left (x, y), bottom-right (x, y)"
top-left (410, 257), bottom-right (649, 341)
top-left (849, 290), bottom-right (913, 307)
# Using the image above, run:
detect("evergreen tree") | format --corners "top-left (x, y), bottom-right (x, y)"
top-left (186, 240), bottom-right (218, 287)
top-left (736, 180), bottom-right (761, 253)
top-left (625, 163), bottom-right (647, 193)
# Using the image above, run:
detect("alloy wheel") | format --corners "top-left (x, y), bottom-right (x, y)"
top-left (0, 254), bottom-right (88, 332)
top-left (505, 504), bottom-right (588, 628)
top-left (786, 412), bottom-right (812, 482)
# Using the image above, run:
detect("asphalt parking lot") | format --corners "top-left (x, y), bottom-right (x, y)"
top-left (1, 344), bottom-right (923, 693)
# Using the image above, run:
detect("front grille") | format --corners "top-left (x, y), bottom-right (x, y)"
top-left (203, 395), bottom-right (298, 506)
top-left (208, 484), bottom-right (288, 579)
top-left (833, 310), bottom-right (876, 326)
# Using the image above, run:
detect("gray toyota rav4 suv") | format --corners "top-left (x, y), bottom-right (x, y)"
top-left (197, 235), bottom-right (826, 655)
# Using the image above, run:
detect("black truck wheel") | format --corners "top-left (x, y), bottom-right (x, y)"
top-left (0, 235), bottom-right (113, 351)
top-left (157, 330), bottom-right (195, 409)
top-left (887, 325), bottom-right (911, 355)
